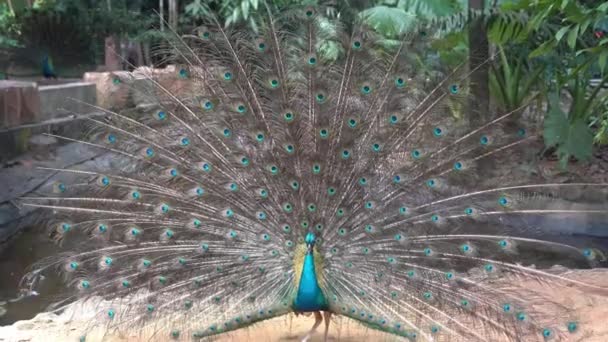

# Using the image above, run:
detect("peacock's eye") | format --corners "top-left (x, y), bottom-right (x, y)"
top-left (480, 135), bottom-right (490, 145)
top-left (283, 111), bottom-right (294, 122)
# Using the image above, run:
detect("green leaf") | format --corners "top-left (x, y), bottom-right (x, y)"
top-left (544, 98), bottom-right (568, 147)
top-left (359, 6), bottom-right (417, 38)
top-left (528, 5), bottom-right (553, 31)
top-left (600, 50), bottom-right (608, 73)
top-left (396, 0), bottom-right (461, 19)
top-left (567, 24), bottom-right (579, 49)
top-left (529, 40), bottom-right (556, 58)
top-left (562, 119), bottom-right (593, 162)
top-left (241, 0), bottom-right (249, 20)
top-left (555, 26), bottom-right (570, 42)
top-left (580, 18), bottom-right (591, 34)
top-left (544, 95), bottom-right (594, 166)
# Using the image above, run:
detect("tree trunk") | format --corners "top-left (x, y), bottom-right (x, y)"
top-left (468, 0), bottom-right (493, 172)
top-left (136, 42), bottom-right (144, 67)
top-left (159, 0), bottom-right (165, 32)
top-left (169, 0), bottom-right (179, 31)
top-left (468, 0), bottom-right (489, 123)
top-left (143, 42), bottom-right (151, 66)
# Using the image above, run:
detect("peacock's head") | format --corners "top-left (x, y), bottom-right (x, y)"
top-left (305, 232), bottom-right (316, 252)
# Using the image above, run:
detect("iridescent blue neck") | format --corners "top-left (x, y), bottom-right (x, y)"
top-left (293, 247), bottom-right (328, 312)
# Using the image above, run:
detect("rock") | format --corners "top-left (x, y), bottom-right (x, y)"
top-left (83, 65), bottom-right (210, 111)
top-left (27, 135), bottom-right (57, 146)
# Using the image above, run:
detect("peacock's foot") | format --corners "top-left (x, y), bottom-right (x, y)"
top-left (300, 311), bottom-right (332, 342)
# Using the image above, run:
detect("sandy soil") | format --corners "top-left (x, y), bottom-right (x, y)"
top-left (0, 312), bottom-right (402, 342)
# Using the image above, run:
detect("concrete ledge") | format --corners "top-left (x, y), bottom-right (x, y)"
top-left (38, 82), bottom-right (97, 119)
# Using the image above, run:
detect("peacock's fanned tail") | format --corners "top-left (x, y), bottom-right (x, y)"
top-left (20, 4), bottom-right (608, 341)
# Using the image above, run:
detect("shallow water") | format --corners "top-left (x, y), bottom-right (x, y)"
top-left (0, 226), bottom-right (61, 325)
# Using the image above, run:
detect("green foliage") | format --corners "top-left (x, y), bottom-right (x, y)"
top-left (182, 0), bottom-right (307, 31)
top-left (544, 73), bottom-right (608, 167)
top-left (358, 6), bottom-right (416, 38)
top-left (594, 111), bottom-right (608, 145)
top-left (489, 0), bottom-right (608, 71)
top-left (430, 30), bottom-right (468, 68)
top-left (489, 46), bottom-right (544, 113)
top-left (395, 0), bottom-right (465, 19)
top-left (360, 0), bottom-right (468, 38)
top-left (488, 12), bottom-right (528, 44)
top-left (0, 3), bottom-right (20, 50)
top-left (314, 17), bottom-right (344, 62)
top-left (544, 94), bottom-right (593, 168)
top-left (488, 0), bottom-right (608, 164)
top-left (4, 0), bottom-right (159, 70)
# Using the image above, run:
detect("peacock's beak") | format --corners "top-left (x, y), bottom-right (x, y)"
top-left (306, 243), bottom-right (314, 254)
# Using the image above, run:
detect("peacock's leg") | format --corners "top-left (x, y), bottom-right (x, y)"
top-left (301, 311), bottom-right (323, 342)
top-left (322, 311), bottom-right (332, 342)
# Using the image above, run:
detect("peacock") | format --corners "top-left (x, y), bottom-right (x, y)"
top-left (17, 4), bottom-right (608, 342)
top-left (42, 54), bottom-right (57, 79)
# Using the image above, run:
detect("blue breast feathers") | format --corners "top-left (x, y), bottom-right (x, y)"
top-left (293, 253), bottom-right (328, 312)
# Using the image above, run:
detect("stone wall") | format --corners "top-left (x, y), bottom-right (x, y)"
top-left (38, 82), bottom-right (97, 119)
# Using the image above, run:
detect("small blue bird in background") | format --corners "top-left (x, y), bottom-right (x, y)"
top-left (41, 54), bottom-right (57, 79)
